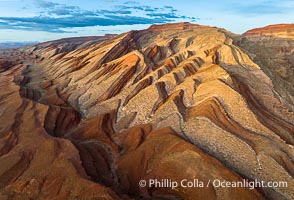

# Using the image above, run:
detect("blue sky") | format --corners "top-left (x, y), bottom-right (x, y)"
top-left (0, 0), bottom-right (293, 42)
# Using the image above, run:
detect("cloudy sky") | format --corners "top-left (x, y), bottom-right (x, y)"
top-left (0, 0), bottom-right (293, 42)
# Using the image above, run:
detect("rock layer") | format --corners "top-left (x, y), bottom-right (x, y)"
top-left (0, 23), bottom-right (293, 200)
top-left (243, 24), bottom-right (294, 39)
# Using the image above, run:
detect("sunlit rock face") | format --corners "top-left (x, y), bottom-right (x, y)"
top-left (243, 24), bottom-right (294, 39)
top-left (0, 23), bottom-right (293, 200)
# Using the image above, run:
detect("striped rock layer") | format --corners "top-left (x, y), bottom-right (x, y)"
top-left (0, 23), bottom-right (293, 200)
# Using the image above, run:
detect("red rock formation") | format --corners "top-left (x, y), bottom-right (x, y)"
top-left (244, 24), bottom-right (294, 39)
top-left (0, 23), bottom-right (293, 199)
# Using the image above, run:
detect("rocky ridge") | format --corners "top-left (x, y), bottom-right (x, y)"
top-left (0, 23), bottom-right (293, 200)
top-left (244, 24), bottom-right (294, 39)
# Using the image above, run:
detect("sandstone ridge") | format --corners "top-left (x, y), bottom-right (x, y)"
top-left (0, 23), bottom-right (293, 200)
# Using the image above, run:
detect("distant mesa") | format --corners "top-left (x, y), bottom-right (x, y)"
top-left (243, 23), bottom-right (294, 39)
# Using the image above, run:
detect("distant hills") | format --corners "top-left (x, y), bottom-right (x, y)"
top-left (0, 41), bottom-right (39, 49)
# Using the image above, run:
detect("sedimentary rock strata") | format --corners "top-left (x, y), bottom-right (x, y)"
top-left (0, 23), bottom-right (293, 199)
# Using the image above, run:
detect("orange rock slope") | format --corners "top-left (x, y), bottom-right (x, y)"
top-left (0, 23), bottom-right (293, 199)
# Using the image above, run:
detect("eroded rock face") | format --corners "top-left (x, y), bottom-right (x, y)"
top-left (0, 23), bottom-right (293, 199)
top-left (239, 24), bottom-right (294, 105)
